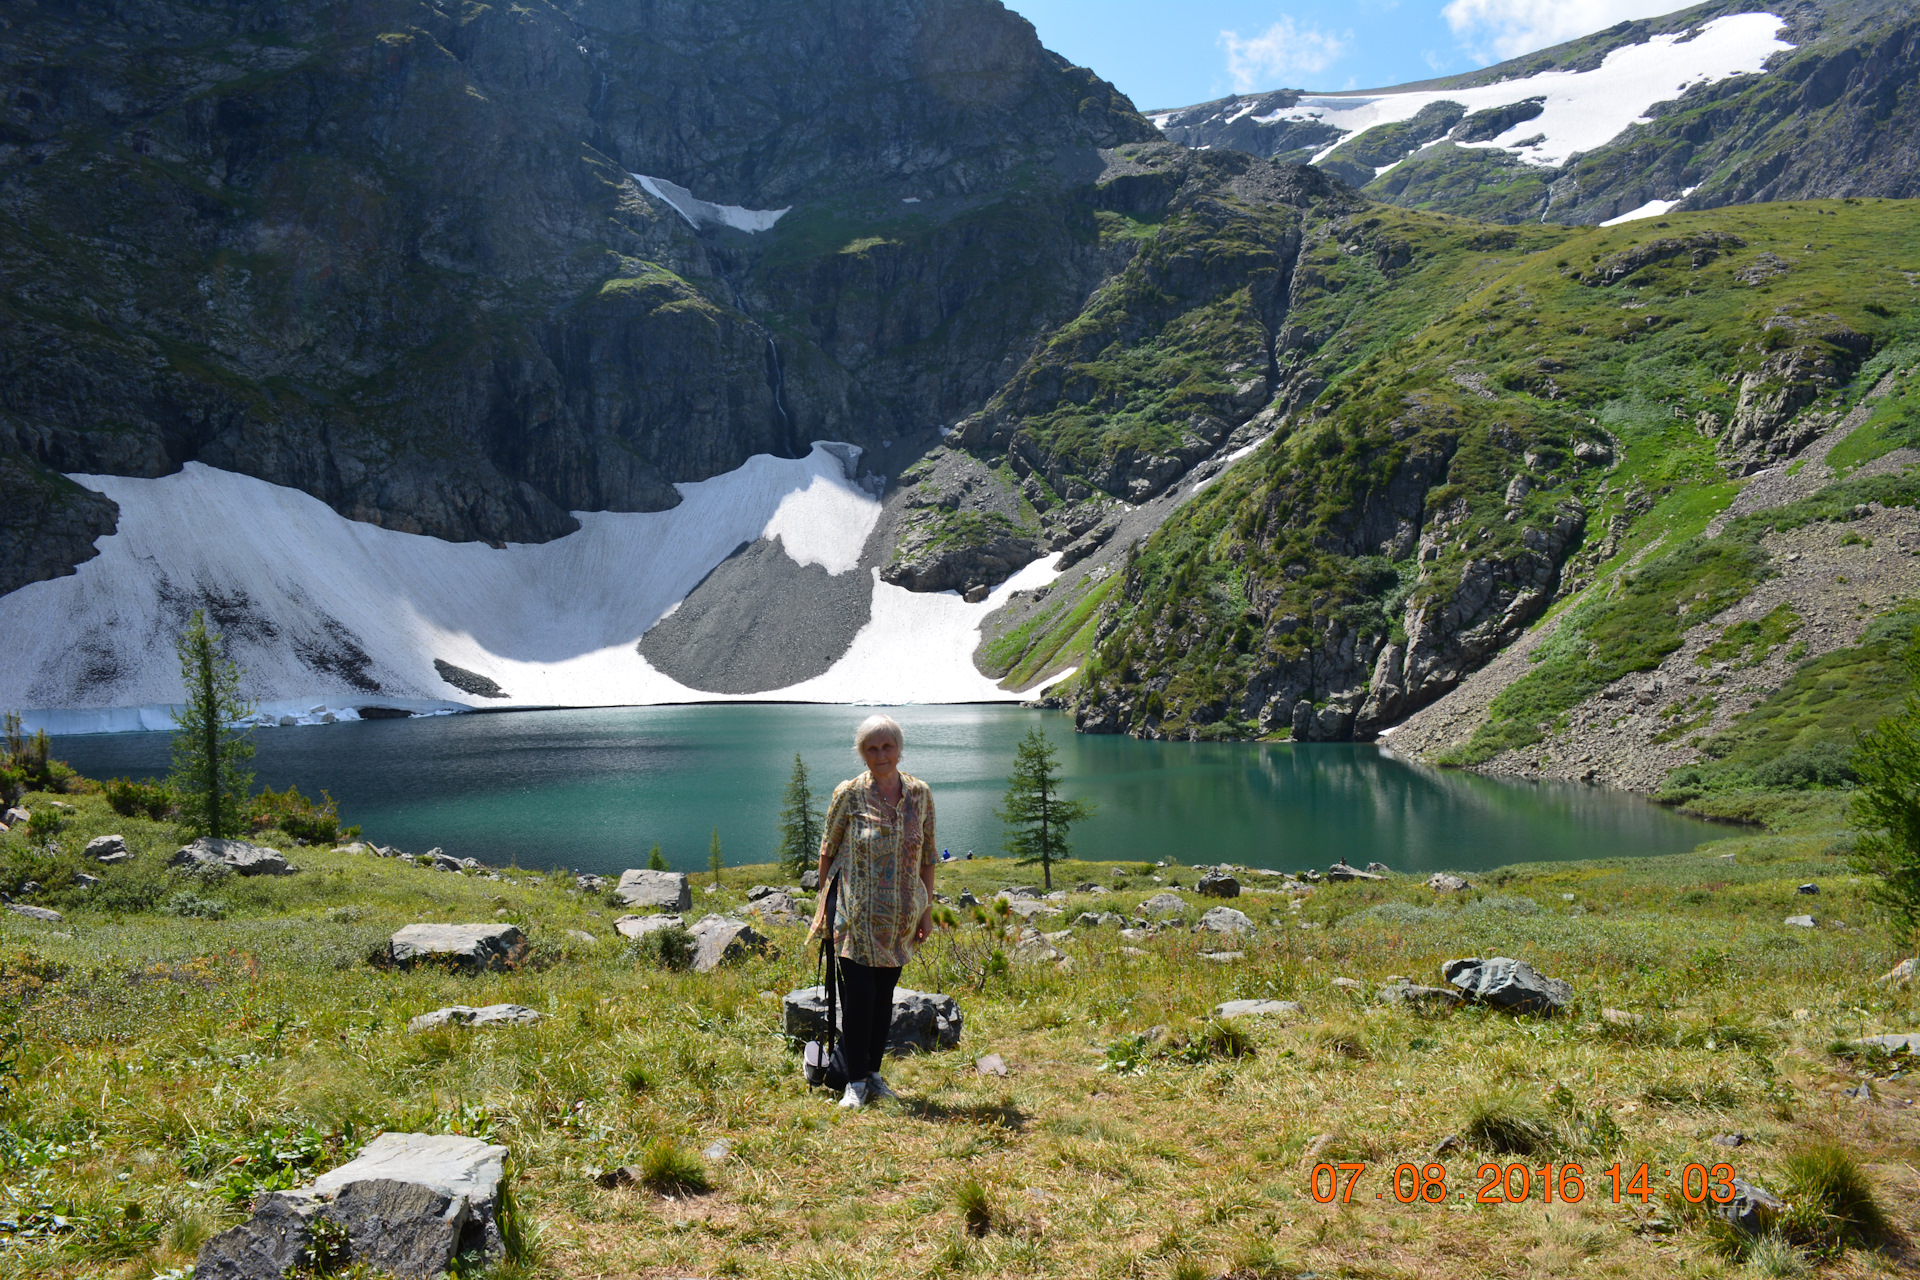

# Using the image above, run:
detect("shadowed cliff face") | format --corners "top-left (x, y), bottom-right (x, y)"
top-left (0, 0), bottom-right (1152, 562)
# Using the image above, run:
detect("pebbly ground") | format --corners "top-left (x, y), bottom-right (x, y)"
top-left (1388, 371), bottom-right (1920, 790)
top-left (636, 537), bottom-right (874, 694)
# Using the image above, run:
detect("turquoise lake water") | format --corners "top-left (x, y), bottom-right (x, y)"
top-left (51, 703), bottom-right (1723, 877)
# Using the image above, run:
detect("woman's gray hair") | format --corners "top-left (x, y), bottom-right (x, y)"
top-left (853, 714), bottom-right (905, 754)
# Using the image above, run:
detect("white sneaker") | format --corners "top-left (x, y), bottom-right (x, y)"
top-left (865, 1073), bottom-right (898, 1100)
top-left (838, 1080), bottom-right (869, 1109)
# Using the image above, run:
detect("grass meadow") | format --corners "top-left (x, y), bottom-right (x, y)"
top-left (1, 785), bottom-right (1916, 1279)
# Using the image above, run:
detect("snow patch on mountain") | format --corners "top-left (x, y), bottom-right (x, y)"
top-left (633, 174), bottom-right (791, 233)
top-left (2, 445), bottom-right (1049, 732)
top-left (1268, 12), bottom-right (1791, 170)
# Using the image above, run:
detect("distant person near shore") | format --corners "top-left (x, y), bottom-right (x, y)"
top-left (810, 713), bottom-right (937, 1109)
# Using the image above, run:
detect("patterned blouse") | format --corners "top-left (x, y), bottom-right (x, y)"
top-left (812, 770), bottom-right (937, 968)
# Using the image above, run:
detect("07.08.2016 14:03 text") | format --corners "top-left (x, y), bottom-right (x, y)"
top-left (1308, 1161), bottom-right (1740, 1206)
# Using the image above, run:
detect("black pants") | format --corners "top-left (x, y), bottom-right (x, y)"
top-left (836, 957), bottom-right (901, 1081)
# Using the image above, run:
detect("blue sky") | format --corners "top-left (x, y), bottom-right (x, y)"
top-left (1005, 0), bottom-right (1698, 108)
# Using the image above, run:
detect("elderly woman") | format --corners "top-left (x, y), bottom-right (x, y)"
top-left (812, 713), bottom-right (937, 1108)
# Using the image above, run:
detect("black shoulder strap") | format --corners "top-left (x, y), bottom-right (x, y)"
top-left (819, 878), bottom-right (840, 1054)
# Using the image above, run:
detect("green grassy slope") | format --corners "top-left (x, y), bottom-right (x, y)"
top-left (1, 782), bottom-right (1915, 1279)
top-left (1068, 199), bottom-right (1920, 750)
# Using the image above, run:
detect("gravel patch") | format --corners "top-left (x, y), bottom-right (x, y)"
top-left (637, 537), bottom-right (872, 693)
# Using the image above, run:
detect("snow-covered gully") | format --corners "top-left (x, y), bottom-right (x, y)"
top-left (3, 445), bottom-right (1066, 734)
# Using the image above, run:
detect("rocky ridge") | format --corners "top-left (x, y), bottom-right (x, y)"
top-left (0, 0), bottom-right (1152, 567)
top-left (1152, 0), bottom-right (1920, 225)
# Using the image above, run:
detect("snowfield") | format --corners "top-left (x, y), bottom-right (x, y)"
top-left (1252, 13), bottom-right (1791, 170)
top-left (2, 446), bottom-right (1065, 733)
top-left (633, 174), bottom-right (790, 233)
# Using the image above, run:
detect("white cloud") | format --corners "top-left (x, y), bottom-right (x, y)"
top-left (1218, 18), bottom-right (1349, 92)
top-left (1442, 0), bottom-right (1696, 62)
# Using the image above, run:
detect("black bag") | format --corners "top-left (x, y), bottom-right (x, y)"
top-left (803, 879), bottom-right (852, 1090)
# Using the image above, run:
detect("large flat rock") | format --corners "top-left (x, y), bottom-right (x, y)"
top-left (199, 1133), bottom-right (509, 1280)
top-left (615, 869), bottom-right (692, 911)
top-left (784, 985), bottom-right (962, 1053)
top-left (614, 913), bottom-right (684, 939)
top-left (407, 1004), bottom-right (545, 1032)
top-left (1442, 956), bottom-right (1571, 1016)
top-left (385, 923), bottom-right (528, 973)
top-left (687, 914), bottom-right (769, 972)
top-left (169, 836), bottom-right (297, 876)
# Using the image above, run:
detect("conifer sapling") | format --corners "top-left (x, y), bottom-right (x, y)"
top-left (997, 727), bottom-right (1092, 891)
top-left (168, 609), bottom-right (255, 839)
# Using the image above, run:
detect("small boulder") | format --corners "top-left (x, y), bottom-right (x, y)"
top-left (1195, 906), bottom-right (1253, 936)
top-left (1377, 982), bottom-right (1465, 1010)
top-left (195, 1193), bottom-right (314, 1280)
top-left (800, 869), bottom-right (820, 891)
top-left (1365, 862), bottom-right (1391, 874)
top-left (1196, 871), bottom-right (1240, 898)
top-left (1853, 1032), bottom-right (1919, 1054)
top-left (1327, 862), bottom-right (1384, 882)
top-left (1427, 873), bottom-right (1472, 893)
top-left (303, 1132), bottom-right (509, 1259)
top-left (1712, 1178), bottom-right (1785, 1236)
top-left (1876, 957), bottom-right (1916, 986)
top-left (615, 913), bottom-right (684, 940)
top-left (200, 1133), bottom-right (509, 1280)
top-left (747, 890), bottom-right (804, 925)
top-left (385, 924), bottom-right (529, 974)
top-left (85, 834), bottom-right (131, 862)
top-left (1199, 950), bottom-right (1243, 963)
top-left (1004, 899), bottom-right (1061, 920)
top-left (954, 890), bottom-right (979, 908)
top-left (686, 914), bottom-right (769, 972)
top-left (1140, 892), bottom-right (1187, 918)
top-left (1213, 999), bottom-right (1303, 1019)
top-left (1796, 883), bottom-right (1819, 895)
top-left (407, 1004), bottom-right (545, 1033)
top-left (976, 1053), bottom-right (1007, 1076)
top-left (170, 837), bottom-right (297, 876)
top-left (574, 874), bottom-right (607, 893)
top-left (6, 903), bottom-right (61, 923)
top-left (318, 1179), bottom-right (468, 1280)
top-left (564, 929), bottom-right (599, 946)
top-left (1712, 1133), bottom-right (1746, 1148)
top-left (746, 884), bottom-right (777, 901)
top-left (1442, 957), bottom-right (1572, 1016)
top-left (2, 807), bottom-right (28, 826)
top-left (1784, 914), bottom-right (1816, 928)
top-left (783, 986), bottom-right (963, 1053)
top-left (615, 869), bottom-right (692, 911)
top-left (1332, 976), bottom-right (1366, 991)
top-left (1601, 1008), bottom-right (1643, 1027)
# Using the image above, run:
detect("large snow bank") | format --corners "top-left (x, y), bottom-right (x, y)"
top-left (633, 174), bottom-right (790, 233)
top-left (1, 446), bottom-right (1063, 731)
top-left (1266, 13), bottom-right (1790, 170)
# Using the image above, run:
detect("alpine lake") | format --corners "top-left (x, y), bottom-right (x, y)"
top-left (49, 703), bottom-right (1722, 877)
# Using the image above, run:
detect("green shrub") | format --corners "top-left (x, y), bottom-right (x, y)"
top-left (163, 890), bottom-right (228, 920)
top-left (1780, 1141), bottom-right (1889, 1251)
top-left (104, 777), bottom-right (175, 821)
top-left (249, 784), bottom-right (356, 845)
top-left (1461, 1091), bottom-right (1552, 1155)
top-left (954, 1177), bottom-right (993, 1236)
top-left (626, 924), bottom-right (694, 971)
top-left (636, 1138), bottom-right (708, 1194)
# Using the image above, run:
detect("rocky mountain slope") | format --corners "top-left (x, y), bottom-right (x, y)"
top-left (1154, 0), bottom-right (1920, 225)
top-left (1049, 195), bottom-right (1920, 814)
top-left (0, 0), bottom-right (1150, 587)
top-left (6, 0), bottom-right (1920, 823)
